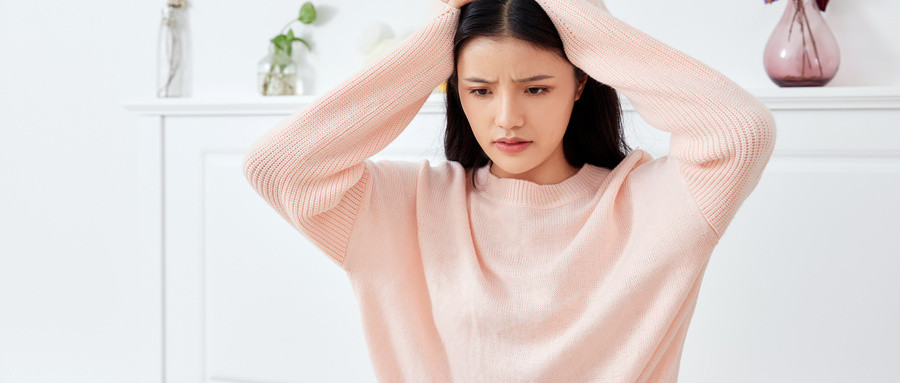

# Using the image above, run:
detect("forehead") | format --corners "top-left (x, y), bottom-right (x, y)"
top-left (457, 36), bottom-right (569, 76)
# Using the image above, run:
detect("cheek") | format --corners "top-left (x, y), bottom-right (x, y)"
top-left (472, 125), bottom-right (493, 146)
top-left (459, 104), bottom-right (489, 139)
top-left (543, 98), bottom-right (575, 130)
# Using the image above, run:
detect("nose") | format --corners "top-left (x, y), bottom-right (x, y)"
top-left (494, 91), bottom-right (525, 131)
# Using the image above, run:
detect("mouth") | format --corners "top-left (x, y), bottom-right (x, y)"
top-left (494, 140), bottom-right (532, 153)
top-left (494, 138), bottom-right (532, 144)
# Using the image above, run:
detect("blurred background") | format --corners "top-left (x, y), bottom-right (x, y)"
top-left (1, 0), bottom-right (898, 382)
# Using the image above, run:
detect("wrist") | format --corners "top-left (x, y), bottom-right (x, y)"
top-left (441, 0), bottom-right (461, 9)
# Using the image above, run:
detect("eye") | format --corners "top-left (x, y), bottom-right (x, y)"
top-left (467, 87), bottom-right (549, 98)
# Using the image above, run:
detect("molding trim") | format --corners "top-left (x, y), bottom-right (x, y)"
top-left (122, 86), bottom-right (900, 116)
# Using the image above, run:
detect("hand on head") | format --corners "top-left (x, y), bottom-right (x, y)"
top-left (442, 0), bottom-right (476, 9)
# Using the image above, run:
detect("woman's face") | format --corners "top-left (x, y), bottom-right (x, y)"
top-left (457, 36), bottom-right (587, 185)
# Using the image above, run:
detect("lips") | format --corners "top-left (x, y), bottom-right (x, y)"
top-left (494, 140), bottom-right (532, 153)
top-left (494, 137), bottom-right (531, 144)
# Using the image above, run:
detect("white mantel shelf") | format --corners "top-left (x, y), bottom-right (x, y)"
top-left (122, 86), bottom-right (900, 116)
top-left (124, 81), bottom-right (900, 382)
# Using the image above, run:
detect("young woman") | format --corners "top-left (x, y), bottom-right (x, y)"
top-left (242, 0), bottom-right (777, 381)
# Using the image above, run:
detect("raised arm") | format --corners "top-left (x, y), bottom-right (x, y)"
top-left (534, 0), bottom-right (777, 239)
top-left (241, 0), bottom-right (460, 268)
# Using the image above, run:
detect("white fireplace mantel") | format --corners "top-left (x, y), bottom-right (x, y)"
top-left (121, 85), bottom-right (900, 383)
top-left (124, 85), bottom-right (900, 116)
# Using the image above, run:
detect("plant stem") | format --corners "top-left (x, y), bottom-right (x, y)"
top-left (165, 24), bottom-right (181, 95)
top-left (262, 56), bottom-right (277, 95)
top-left (795, 0), bottom-right (809, 76)
top-left (159, 12), bottom-right (182, 97)
top-left (798, 0), bottom-right (824, 76)
top-left (280, 20), bottom-right (298, 35)
top-left (786, 0), bottom-right (824, 78)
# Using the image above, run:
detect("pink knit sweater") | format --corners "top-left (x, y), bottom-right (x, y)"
top-left (242, 0), bottom-right (777, 381)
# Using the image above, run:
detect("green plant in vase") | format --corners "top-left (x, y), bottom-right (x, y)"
top-left (259, 1), bottom-right (316, 95)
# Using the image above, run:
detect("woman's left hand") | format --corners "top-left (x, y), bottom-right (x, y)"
top-left (441, 0), bottom-right (476, 9)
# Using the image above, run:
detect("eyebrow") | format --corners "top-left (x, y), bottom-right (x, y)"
top-left (462, 74), bottom-right (555, 84)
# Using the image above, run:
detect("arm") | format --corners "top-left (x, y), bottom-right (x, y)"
top-left (534, 0), bottom-right (777, 239)
top-left (241, 0), bottom-right (460, 268)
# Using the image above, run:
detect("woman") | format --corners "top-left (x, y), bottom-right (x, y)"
top-left (242, 0), bottom-right (777, 381)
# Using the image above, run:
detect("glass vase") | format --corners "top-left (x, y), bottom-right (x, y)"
top-left (258, 47), bottom-right (303, 96)
top-left (763, 0), bottom-right (840, 87)
top-left (156, 0), bottom-right (192, 97)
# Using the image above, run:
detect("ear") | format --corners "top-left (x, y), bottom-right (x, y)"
top-left (574, 75), bottom-right (588, 101)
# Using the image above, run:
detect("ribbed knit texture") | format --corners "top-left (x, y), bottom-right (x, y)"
top-left (241, 0), bottom-right (777, 381)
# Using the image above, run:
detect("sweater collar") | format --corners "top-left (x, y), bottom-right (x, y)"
top-left (471, 161), bottom-right (610, 207)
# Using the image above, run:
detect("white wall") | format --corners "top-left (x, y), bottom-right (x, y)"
top-left (0, 0), bottom-right (897, 382)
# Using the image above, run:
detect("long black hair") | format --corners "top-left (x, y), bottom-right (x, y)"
top-left (443, 0), bottom-right (631, 189)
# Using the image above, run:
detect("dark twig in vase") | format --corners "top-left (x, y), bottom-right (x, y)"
top-left (262, 60), bottom-right (276, 95)
top-left (786, 0), bottom-right (824, 78)
top-left (163, 21), bottom-right (181, 96)
top-left (798, 0), bottom-right (824, 76)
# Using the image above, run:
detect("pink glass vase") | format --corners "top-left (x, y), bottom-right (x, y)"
top-left (764, 0), bottom-right (840, 87)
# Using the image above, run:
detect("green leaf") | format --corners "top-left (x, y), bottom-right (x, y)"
top-left (286, 30), bottom-right (295, 55)
top-left (270, 34), bottom-right (289, 52)
top-left (298, 2), bottom-right (316, 24)
top-left (293, 37), bottom-right (312, 51)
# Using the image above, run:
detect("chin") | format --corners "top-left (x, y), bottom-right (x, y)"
top-left (489, 157), bottom-right (535, 176)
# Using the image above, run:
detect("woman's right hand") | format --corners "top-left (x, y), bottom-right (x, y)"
top-left (442, 0), bottom-right (476, 9)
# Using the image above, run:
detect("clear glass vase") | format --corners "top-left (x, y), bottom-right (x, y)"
top-left (763, 0), bottom-right (840, 87)
top-left (156, 0), bottom-right (192, 97)
top-left (258, 46), bottom-right (303, 96)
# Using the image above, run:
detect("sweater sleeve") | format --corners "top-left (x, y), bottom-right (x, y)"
top-left (534, 0), bottom-right (777, 239)
top-left (241, 0), bottom-right (460, 269)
